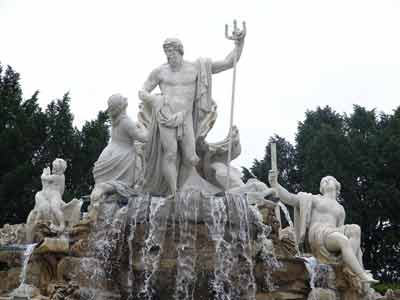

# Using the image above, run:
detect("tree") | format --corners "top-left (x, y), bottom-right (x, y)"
top-left (295, 106), bottom-right (351, 194)
top-left (245, 105), bottom-right (400, 281)
top-left (0, 65), bottom-right (47, 225)
top-left (0, 64), bottom-right (110, 226)
top-left (243, 135), bottom-right (298, 192)
top-left (71, 111), bottom-right (110, 197)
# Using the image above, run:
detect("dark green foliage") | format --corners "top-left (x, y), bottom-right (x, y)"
top-left (72, 111), bottom-right (110, 197)
top-left (245, 105), bottom-right (400, 282)
top-left (0, 65), bottom-right (47, 224)
top-left (243, 135), bottom-right (298, 192)
top-left (0, 63), bottom-right (109, 226)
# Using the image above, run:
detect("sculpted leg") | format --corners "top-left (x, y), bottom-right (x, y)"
top-left (159, 126), bottom-right (178, 194)
top-left (344, 224), bottom-right (364, 268)
top-left (325, 232), bottom-right (376, 283)
top-left (181, 121), bottom-right (199, 167)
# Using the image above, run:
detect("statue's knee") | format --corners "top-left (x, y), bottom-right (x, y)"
top-left (186, 154), bottom-right (199, 166)
top-left (346, 224), bottom-right (361, 237)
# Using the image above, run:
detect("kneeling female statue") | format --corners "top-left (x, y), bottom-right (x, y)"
top-left (90, 94), bottom-right (148, 214)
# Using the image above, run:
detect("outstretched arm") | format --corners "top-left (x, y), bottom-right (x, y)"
top-left (211, 37), bottom-right (245, 74)
top-left (268, 170), bottom-right (300, 208)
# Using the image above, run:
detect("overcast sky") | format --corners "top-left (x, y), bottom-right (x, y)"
top-left (1, 0), bottom-right (400, 168)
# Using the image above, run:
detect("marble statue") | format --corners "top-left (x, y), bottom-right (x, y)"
top-left (268, 171), bottom-right (378, 283)
top-left (138, 26), bottom-right (246, 195)
top-left (26, 158), bottom-right (82, 241)
top-left (90, 94), bottom-right (148, 207)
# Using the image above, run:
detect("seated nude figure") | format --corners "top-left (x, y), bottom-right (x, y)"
top-left (27, 159), bottom-right (81, 241)
top-left (268, 171), bottom-right (378, 283)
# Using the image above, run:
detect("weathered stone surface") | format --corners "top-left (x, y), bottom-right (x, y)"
top-left (0, 267), bottom-right (20, 293)
top-left (307, 288), bottom-right (337, 300)
top-left (69, 239), bottom-right (89, 257)
top-left (0, 223), bottom-right (27, 245)
top-left (57, 257), bottom-right (106, 289)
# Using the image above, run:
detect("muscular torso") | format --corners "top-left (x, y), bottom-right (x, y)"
top-left (310, 195), bottom-right (345, 227)
top-left (157, 61), bottom-right (198, 114)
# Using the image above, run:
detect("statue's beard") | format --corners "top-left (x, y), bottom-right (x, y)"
top-left (168, 56), bottom-right (181, 67)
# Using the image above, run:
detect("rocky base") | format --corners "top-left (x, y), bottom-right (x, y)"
top-left (0, 193), bottom-right (386, 300)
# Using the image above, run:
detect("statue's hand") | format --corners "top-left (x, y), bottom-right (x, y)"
top-left (268, 170), bottom-right (278, 188)
top-left (138, 90), bottom-right (150, 102)
top-left (226, 20), bottom-right (246, 45)
top-left (234, 28), bottom-right (246, 45)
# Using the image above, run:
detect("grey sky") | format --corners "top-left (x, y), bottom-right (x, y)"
top-left (1, 0), bottom-right (399, 168)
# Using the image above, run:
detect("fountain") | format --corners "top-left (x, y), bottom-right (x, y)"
top-left (0, 21), bottom-right (392, 300)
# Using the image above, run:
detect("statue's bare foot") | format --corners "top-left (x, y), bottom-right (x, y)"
top-left (360, 272), bottom-right (379, 284)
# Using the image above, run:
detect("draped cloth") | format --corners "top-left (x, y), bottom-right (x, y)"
top-left (294, 192), bottom-right (342, 263)
top-left (143, 58), bottom-right (217, 194)
top-left (93, 115), bottom-right (142, 189)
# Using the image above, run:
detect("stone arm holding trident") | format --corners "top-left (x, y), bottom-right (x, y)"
top-left (137, 21), bottom-right (246, 195)
top-left (268, 145), bottom-right (378, 283)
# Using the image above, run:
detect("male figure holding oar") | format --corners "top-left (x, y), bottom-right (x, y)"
top-left (139, 21), bottom-right (246, 195)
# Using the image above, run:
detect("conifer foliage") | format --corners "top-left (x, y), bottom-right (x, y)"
top-left (245, 105), bottom-right (400, 282)
top-left (0, 63), bottom-right (109, 225)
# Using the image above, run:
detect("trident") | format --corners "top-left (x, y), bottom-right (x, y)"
top-left (225, 20), bottom-right (246, 190)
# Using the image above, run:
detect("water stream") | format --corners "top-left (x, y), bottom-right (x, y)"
top-left (19, 243), bottom-right (37, 287)
top-left (140, 196), bottom-right (168, 300)
top-left (9, 243), bottom-right (38, 299)
top-left (205, 196), bottom-right (233, 300)
top-left (249, 202), bottom-right (281, 291)
top-left (173, 190), bottom-right (198, 300)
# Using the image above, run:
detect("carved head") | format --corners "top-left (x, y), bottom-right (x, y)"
top-left (107, 94), bottom-right (128, 119)
top-left (163, 38), bottom-right (184, 66)
top-left (52, 158), bottom-right (67, 175)
top-left (319, 176), bottom-right (341, 197)
top-left (163, 38), bottom-right (184, 55)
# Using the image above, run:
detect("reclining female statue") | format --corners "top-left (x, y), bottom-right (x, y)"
top-left (268, 171), bottom-right (378, 283)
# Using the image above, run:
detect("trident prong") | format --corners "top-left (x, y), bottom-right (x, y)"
top-left (225, 20), bottom-right (246, 41)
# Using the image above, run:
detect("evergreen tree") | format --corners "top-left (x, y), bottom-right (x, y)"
top-left (245, 105), bottom-right (400, 282)
top-left (72, 111), bottom-right (110, 197)
top-left (295, 106), bottom-right (350, 194)
top-left (0, 65), bottom-right (47, 224)
top-left (243, 135), bottom-right (298, 192)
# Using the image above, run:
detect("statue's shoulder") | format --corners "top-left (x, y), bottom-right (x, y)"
top-left (148, 64), bottom-right (166, 78)
top-left (297, 192), bottom-right (317, 202)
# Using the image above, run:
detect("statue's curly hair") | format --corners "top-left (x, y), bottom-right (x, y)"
top-left (163, 38), bottom-right (184, 55)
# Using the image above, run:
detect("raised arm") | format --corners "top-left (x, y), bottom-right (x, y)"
top-left (211, 36), bottom-right (245, 74)
top-left (212, 21), bottom-right (246, 74)
top-left (268, 170), bottom-right (300, 208)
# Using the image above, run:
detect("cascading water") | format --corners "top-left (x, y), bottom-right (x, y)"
top-left (126, 193), bottom-right (150, 292)
top-left (19, 244), bottom-right (37, 287)
top-left (205, 196), bottom-right (234, 300)
top-left (226, 193), bottom-right (256, 300)
top-left (10, 243), bottom-right (37, 299)
top-left (249, 202), bottom-right (281, 291)
top-left (139, 196), bottom-right (168, 300)
top-left (174, 190), bottom-right (198, 300)
top-left (77, 190), bottom-right (282, 300)
top-left (303, 256), bottom-right (319, 300)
